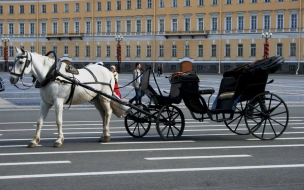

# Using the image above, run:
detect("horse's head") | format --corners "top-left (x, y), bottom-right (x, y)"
top-left (10, 47), bottom-right (32, 85)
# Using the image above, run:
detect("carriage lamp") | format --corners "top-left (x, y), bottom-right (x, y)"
top-left (2, 37), bottom-right (10, 72)
top-left (261, 32), bottom-right (272, 59)
top-left (115, 35), bottom-right (123, 73)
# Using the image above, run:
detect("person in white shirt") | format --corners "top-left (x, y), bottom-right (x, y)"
top-left (129, 62), bottom-right (141, 104)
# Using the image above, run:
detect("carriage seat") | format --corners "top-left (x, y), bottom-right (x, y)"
top-left (218, 91), bottom-right (235, 99)
top-left (199, 88), bottom-right (215, 95)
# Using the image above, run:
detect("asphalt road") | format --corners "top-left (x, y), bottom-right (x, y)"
top-left (0, 72), bottom-right (304, 189)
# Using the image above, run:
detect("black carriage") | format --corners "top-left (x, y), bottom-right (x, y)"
top-left (124, 55), bottom-right (289, 140)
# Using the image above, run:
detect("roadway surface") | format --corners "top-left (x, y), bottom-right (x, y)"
top-left (0, 72), bottom-right (304, 189)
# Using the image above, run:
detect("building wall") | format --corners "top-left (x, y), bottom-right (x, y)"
top-left (0, 0), bottom-right (303, 74)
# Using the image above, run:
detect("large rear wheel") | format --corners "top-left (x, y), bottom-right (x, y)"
top-left (156, 105), bottom-right (185, 140)
top-left (245, 92), bottom-right (289, 140)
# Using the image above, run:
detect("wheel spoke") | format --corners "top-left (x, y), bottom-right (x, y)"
top-left (267, 118), bottom-right (278, 138)
top-left (270, 111), bottom-right (287, 117)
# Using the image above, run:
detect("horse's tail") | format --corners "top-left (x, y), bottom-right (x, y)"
top-left (110, 94), bottom-right (130, 118)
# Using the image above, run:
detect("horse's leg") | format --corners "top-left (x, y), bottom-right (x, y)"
top-left (93, 97), bottom-right (112, 142)
top-left (53, 98), bottom-right (64, 147)
top-left (28, 101), bottom-right (52, 148)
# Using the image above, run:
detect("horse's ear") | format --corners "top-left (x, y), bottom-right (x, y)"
top-left (15, 47), bottom-right (21, 53)
top-left (21, 47), bottom-right (25, 54)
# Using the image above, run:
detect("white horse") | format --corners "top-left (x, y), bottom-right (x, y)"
top-left (10, 47), bottom-right (128, 147)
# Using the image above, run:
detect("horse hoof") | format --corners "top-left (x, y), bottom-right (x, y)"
top-left (53, 142), bottom-right (62, 148)
top-left (27, 143), bottom-right (37, 148)
top-left (100, 136), bottom-right (110, 142)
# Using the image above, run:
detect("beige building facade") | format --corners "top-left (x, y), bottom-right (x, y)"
top-left (0, 0), bottom-right (303, 73)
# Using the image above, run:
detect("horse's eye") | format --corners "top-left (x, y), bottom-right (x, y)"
top-left (19, 61), bottom-right (24, 64)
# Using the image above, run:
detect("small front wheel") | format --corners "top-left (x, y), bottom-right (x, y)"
top-left (156, 105), bottom-right (185, 140)
top-left (245, 92), bottom-right (289, 140)
top-left (124, 104), bottom-right (151, 138)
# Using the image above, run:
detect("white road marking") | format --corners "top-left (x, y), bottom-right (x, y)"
top-left (0, 145), bottom-right (41, 148)
top-left (101, 140), bottom-right (195, 145)
top-left (247, 137), bottom-right (304, 140)
top-left (0, 144), bottom-right (303, 156)
top-left (145, 155), bottom-right (252, 160)
top-left (0, 164), bottom-right (303, 179)
top-left (0, 161), bottom-right (71, 166)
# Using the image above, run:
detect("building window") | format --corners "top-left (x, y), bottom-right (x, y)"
top-left (212, 0), bottom-right (217, 5)
top-left (277, 14), bottom-right (284, 29)
top-left (238, 0), bottom-right (244, 4)
top-left (184, 45), bottom-right (190, 57)
top-left (160, 0), bottom-right (165, 8)
top-left (64, 4), bottom-right (68, 12)
top-left (53, 4), bottom-right (57, 13)
top-left (41, 46), bottom-right (46, 55)
top-left (238, 16), bottom-right (244, 30)
top-left (126, 45), bottom-right (130, 57)
top-left (290, 14), bottom-right (298, 29)
top-left (251, 0), bottom-right (257, 3)
top-left (264, 15), bottom-right (270, 29)
top-left (30, 5), bottom-right (35, 13)
top-left (159, 45), bottom-right (164, 57)
top-left (147, 19), bottom-right (152, 32)
top-left (8, 46), bottom-right (13, 57)
top-left (117, 1), bottom-right (121, 10)
top-left (146, 45), bottom-right (151, 57)
top-left (198, 45), bottom-right (203, 57)
top-left (210, 65), bottom-right (216, 72)
top-left (106, 45), bottom-right (110, 57)
top-left (127, 0), bottom-right (132, 10)
top-left (52, 22), bottom-right (58, 34)
top-left (198, 18), bottom-right (204, 31)
top-left (264, 0), bottom-right (270, 2)
top-left (75, 3), bottom-right (80, 12)
top-left (290, 43), bottom-right (296, 56)
top-left (136, 45), bottom-right (141, 57)
top-left (211, 45), bottom-right (216, 57)
top-left (136, 20), bottom-right (141, 33)
top-left (0, 5), bottom-right (3, 14)
top-left (212, 17), bottom-right (218, 31)
top-left (106, 20), bottom-right (111, 33)
top-left (116, 20), bottom-right (121, 32)
top-left (41, 23), bottom-right (46, 34)
top-left (42, 5), bottom-right (46, 13)
top-left (97, 2), bottom-right (102, 11)
top-left (185, 18), bottom-right (190, 31)
top-left (172, 45), bottom-right (177, 57)
top-left (86, 46), bottom-right (90, 57)
top-left (0, 47), bottom-right (2, 57)
top-left (75, 22), bottom-right (80, 33)
top-left (137, 0), bottom-right (142, 9)
top-left (63, 22), bottom-right (69, 33)
top-left (172, 18), bottom-right (178, 31)
top-left (185, 0), bottom-right (191, 6)
top-left (198, 0), bottom-right (204, 6)
top-left (9, 5), bottom-right (14, 14)
top-left (251, 15), bottom-right (257, 30)
top-left (64, 46), bottom-right (68, 54)
top-left (107, 1), bottom-right (111, 10)
top-left (86, 21), bottom-right (91, 34)
top-left (289, 65), bottom-right (295, 72)
top-left (9, 23), bottom-right (14, 35)
top-left (277, 43), bottom-right (282, 56)
top-left (172, 0), bottom-right (178, 7)
top-left (226, 0), bottom-right (231, 4)
top-left (97, 21), bottom-right (102, 33)
top-left (250, 44), bottom-right (256, 56)
top-left (197, 65), bottom-right (203, 71)
top-left (238, 44), bottom-right (243, 56)
top-left (147, 0), bottom-right (152, 9)
top-left (86, 2), bottom-right (90, 11)
top-left (225, 44), bottom-right (230, 57)
top-left (171, 65), bottom-right (177, 71)
top-left (96, 45), bottom-right (101, 57)
top-left (225, 17), bottom-right (232, 30)
top-left (30, 46), bottom-right (35, 53)
top-left (19, 23), bottom-right (25, 35)
top-left (0, 23), bottom-right (2, 35)
top-left (159, 19), bottom-right (164, 32)
top-left (75, 46), bottom-right (79, 57)
top-left (30, 23), bottom-right (35, 35)
top-left (126, 20), bottom-right (131, 33)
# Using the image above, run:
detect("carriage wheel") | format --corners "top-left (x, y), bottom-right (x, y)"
top-left (223, 101), bottom-right (250, 135)
top-left (124, 104), bottom-right (151, 138)
top-left (244, 92), bottom-right (289, 140)
top-left (156, 105), bottom-right (185, 141)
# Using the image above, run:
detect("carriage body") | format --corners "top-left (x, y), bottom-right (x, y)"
top-left (125, 55), bottom-right (289, 141)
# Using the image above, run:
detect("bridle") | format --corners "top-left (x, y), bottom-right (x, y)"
top-left (10, 50), bottom-right (35, 89)
top-left (10, 50), bottom-right (32, 79)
